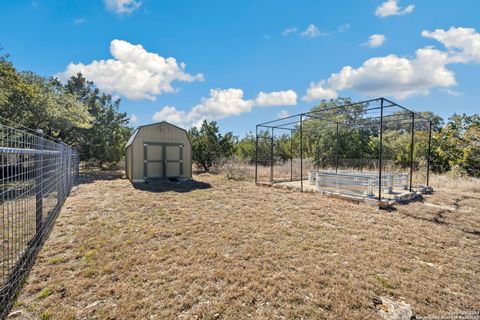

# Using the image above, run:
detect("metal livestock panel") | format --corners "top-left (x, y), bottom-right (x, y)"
top-left (0, 123), bottom-right (78, 317)
top-left (309, 171), bottom-right (409, 197)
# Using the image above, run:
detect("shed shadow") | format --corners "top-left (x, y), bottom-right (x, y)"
top-left (132, 179), bottom-right (211, 193)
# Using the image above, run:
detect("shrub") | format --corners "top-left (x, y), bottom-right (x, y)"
top-left (220, 157), bottom-right (249, 180)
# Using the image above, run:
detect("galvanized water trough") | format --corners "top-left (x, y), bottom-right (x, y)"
top-left (308, 170), bottom-right (409, 197)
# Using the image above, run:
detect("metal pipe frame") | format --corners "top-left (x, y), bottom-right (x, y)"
top-left (254, 125), bottom-right (258, 184)
top-left (270, 127), bottom-right (274, 182)
top-left (257, 97), bottom-right (430, 130)
top-left (257, 98), bottom-right (382, 127)
top-left (382, 97), bottom-right (431, 121)
top-left (378, 99), bottom-right (384, 201)
top-left (258, 109), bottom-right (429, 133)
top-left (300, 114), bottom-right (303, 191)
top-left (409, 113), bottom-right (415, 192)
top-left (426, 121), bottom-right (432, 186)
top-left (335, 122), bottom-right (339, 174)
top-left (255, 97), bottom-right (435, 201)
top-left (290, 130), bottom-right (293, 182)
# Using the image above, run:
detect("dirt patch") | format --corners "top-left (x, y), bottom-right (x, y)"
top-left (8, 172), bottom-right (480, 319)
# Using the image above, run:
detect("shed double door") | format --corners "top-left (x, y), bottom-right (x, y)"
top-left (143, 143), bottom-right (183, 179)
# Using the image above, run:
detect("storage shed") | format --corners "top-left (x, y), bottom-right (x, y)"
top-left (125, 121), bottom-right (192, 182)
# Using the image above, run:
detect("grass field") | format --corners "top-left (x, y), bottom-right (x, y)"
top-left (8, 171), bottom-right (480, 319)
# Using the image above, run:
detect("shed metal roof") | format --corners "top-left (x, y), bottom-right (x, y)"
top-left (124, 128), bottom-right (138, 149)
top-left (124, 121), bottom-right (190, 149)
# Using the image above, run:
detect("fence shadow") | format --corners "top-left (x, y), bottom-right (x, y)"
top-left (132, 179), bottom-right (211, 193)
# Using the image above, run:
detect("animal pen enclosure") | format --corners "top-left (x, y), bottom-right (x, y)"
top-left (0, 121), bottom-right (78, 318)
top-left (255, 98), bottom-right (433, 201)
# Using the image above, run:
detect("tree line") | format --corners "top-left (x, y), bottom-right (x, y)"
top-left (1, 52), bottom-right (478, 177)
top-left (1, 51), bottom-right (131, 167)
top-left (194, 99), bottom-right (479, 178)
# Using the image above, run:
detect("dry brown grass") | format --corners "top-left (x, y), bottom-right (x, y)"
top-left (8, 171), bottom-right (480, 319)
top-left (430, 173), bottom-right (480, 194)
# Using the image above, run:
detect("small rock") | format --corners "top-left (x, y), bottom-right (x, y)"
top-left (374, 296), bottom-right (413, 320)
top-left (7, 310), bottom-right (23, 318)
top-left (86, 300), bottom-right (101, 309)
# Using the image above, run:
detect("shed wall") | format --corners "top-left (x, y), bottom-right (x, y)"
top-left (125, 146), bottom-right (132, 180)
top-left (129, 123), bottom-right (191, 181)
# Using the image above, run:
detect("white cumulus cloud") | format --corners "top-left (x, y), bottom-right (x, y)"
top-left (57, 39), bottom-right (204, 100)
top-left (303, 27), bottom-right (480, 101)
top-left (255, 90), bottom-right (297, 106)
top-left (303, 81), bottom-right (338, 101)
top-left (153, 106), bottom-right (189, 127)
top-left (366, 34), bottom-right (387, 48)
top-left (375, 0), bottom-right (414, 18)
top-left (422, 27), bottom-right (480, 63)
top-left (153, 89), bottom-right (254, 128)
top-left (104, 0), bottom-right (141, 15)
top-left (153, 89), bottom-right (297, 128)
top-left (326, 48), bottom-right (455, 99)
top-left (303, 49), bottom-right (455, 100)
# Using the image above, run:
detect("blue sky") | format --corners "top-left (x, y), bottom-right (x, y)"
top-left (1, 0), bottom-right (479, 135)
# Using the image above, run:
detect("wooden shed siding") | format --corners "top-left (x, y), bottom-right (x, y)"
top-left (125, 146), bottom-right (130, 179)
top-left (128, 122), bottom-right (191, 181)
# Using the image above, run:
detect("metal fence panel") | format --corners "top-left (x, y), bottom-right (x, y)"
top-left (255, 98), bottom-right (433, 201)
top-left (0, 123), bottom-right (78, 318)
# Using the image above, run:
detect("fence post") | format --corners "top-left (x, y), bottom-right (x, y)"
top-left (69, 148), bottom-right (73, 189)
top-left (76, 153), bottom-right (80, 182)
top-left (57, 139), bottom-right (63, 205)
top-left (67, 148), bottom-right (71, 191)
top-left (426, 121), bottom-right (432, 186)
top-left (335, 122), bottom-right (339, 174)
top-left (378, 99), bottom-right (384, 201)
top-left (65, 148), bottom-right (69, 191)
top-left (409, 113), bottom-right (415, 192)
top-left (290, 130), bottom-right (293, 182)
top-left (359, 127), bottom-right (364, 170)
top-left (254, 126), bottom-right (258, 184)
top-left (270, 127), bottom-right (274, 182)
top-left (70, 149), bottom-right (73, 189)
top-left (300, 114), bottom-right (303, 191)
top-left (35, 129), bottom-right (44, 234)
top-left (0, 123), bottom-right (79, 317)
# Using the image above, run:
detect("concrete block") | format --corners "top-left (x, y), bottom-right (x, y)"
top-left (394, 192), bottom-right (416, 202)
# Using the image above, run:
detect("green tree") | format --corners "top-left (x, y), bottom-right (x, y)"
top-left (235, 132), bottom-right (256, 163)
top-left (0, 51), bottom-right (18, 107)
top-left (64, 74), bottom-right (131, 167)
top-left (0, 58), bottom-right (93, 137)
top-left (188, 120), bottom-right (235, 172)
top-left (1, 51), bottom-right (130, 168)
top-left (432, 113), bottom-right (480, 176)
top-left (274, 133), bottom-right (292, 162)
top-left (301, 98), bottom-right (372, 167)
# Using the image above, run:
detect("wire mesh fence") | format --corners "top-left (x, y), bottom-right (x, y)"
top-left (255, 98), bottom-right (432, 201)
top-left (0, 121), bottom-right (78, 318)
